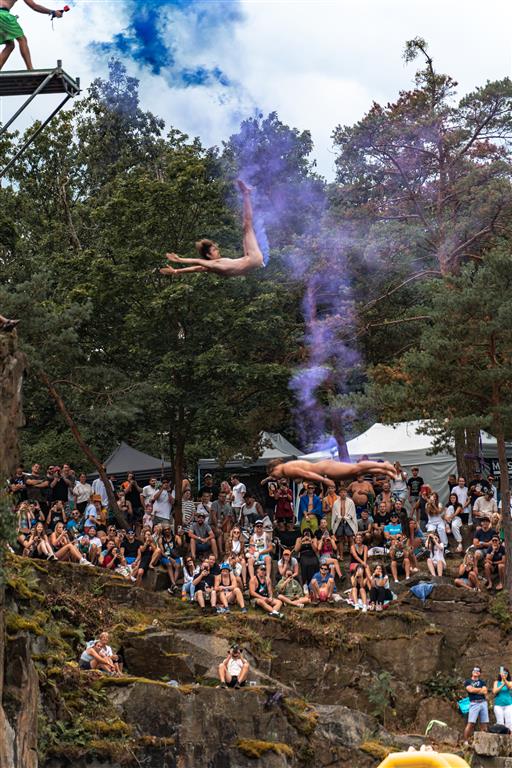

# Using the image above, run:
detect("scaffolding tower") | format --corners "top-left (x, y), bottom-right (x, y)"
top-left (0, 59), bottom-right (80, 178)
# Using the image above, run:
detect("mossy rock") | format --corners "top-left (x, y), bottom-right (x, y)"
top-left (360, 740), bottom-right (396, 759)
top-left (283, 697), bottom-right (318, 736)
top-left (236, 739), bottom-right (294, 759)
top-left (6, 610), bottom-right (46, 635)
top-left (6, 574), bottom-right (45, 602)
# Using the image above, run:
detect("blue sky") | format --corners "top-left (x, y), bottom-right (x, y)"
top-left (7, 0), bottom-right (512, 179)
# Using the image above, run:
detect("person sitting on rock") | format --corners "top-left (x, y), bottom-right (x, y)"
top-left (214, 562), bottom-right (247, 614)
top-left (389, 534), bottom-right (411, 583)
top-left (23, 520), bottom-right (56, 560)
top-left (193, 558), bottom-right (218, 613)
top-left (247, 519), bottom-right (273, 579)
top-left (310, 562), bottom-right (336, 604)
top-left (484, 535), bottom-right (506, 591)
top-left (350, 564), bottom-right (369, 612)
top-left (189, 510), bottom-right (218, 560)
top-left (454, 551), bottom-right (480, 591)
top-left (131, 529), bottom-right (157, 587)
top-left (79, 638), bottom-right (116, 674)
top-left (275, 568), bottom-right (310, 607)
top-left (152, 525), bottom-right (183, 594)
top-left (314, 517), bottom-right (343, 579)
top-left (473, 518), bottom-right (497, 565)
top-left (277, 548), bottom-right (299, 580)
top-left (426, 532), bottom-right (446, 578)
top-left (249, 562), bottom-right (283, 618)
top-left (96, 631), bottom-right (123, 675)
top-left (368, 564), bottom-right (392, 611)
top-left (218, 644), bottom-right (250, 689)
top-left (49, 521), bottom-right (92, 566)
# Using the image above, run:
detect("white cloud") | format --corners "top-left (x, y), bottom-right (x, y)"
top-left (0, 0), bottom-right (511, 178)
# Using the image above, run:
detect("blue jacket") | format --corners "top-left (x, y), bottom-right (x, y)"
top-left (298, 494), bottom-right (324, 523)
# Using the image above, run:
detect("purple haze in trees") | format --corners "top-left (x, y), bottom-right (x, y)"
top-left (90, 0), bottom-right (244, 89)
top-left (287, 232), bottom-right (360, 455)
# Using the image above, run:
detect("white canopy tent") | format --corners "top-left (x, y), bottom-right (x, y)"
top-left (345, 421), bottom-right (456, 500)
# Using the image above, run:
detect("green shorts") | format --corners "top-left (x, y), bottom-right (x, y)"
top-left (0, 10), bottom-right (24, 44)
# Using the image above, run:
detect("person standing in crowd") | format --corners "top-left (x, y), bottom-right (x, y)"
top-left (230, 474), bottom-right (246, 523)
top-left (274, 479), bottom-right (294, 526)
top-left (72, 472), bottom-right (93, 515)
top-left (140, 477), bottom-right (158, 509)
top-left (92, 470), bottom-right (113, 511)
top-left (210, 488), bottom-right (234, 542)
top-left (199, 473), bottom-right (219, 501)
top-left (464, 666), bottom-right (489, 741)
top-left (321, 483), bottom-right (338, 529)
top-left (493, 667), bottom-right (512, 731)
top-left (407, 466), bottom-right (424, 507)
top-left (152, 478), bottom-right (173, 526)
top-left (332, 486), bottom-right (357, 556)
top-left (391, 461), bottom-right (408, 501)
top-left (347, 473), bottom-right (374, 518)
top-left (25, 463), bottom-right (50, 513)
top-left (298, 483), bottom-right (323, 530)
top-left (9, 465), bottom-right (27, 505)
top-left (121, 472), bottom-right (143, 521)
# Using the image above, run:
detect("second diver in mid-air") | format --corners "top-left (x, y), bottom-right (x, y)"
top-left (160, 180), bottom-right (265, 278)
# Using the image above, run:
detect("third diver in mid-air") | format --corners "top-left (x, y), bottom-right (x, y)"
top-left (160, 180), bottom-right (265, 278)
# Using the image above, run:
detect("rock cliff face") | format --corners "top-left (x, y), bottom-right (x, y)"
top-left (3, 556), bottom-right (509, 767)
top-left (0, 331), bottom-right (25, 477)
top-left (1, 330), bottom-right (29, 768)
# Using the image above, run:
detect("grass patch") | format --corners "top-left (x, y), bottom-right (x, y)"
top-left (236, 739), bottom-right (294, 759)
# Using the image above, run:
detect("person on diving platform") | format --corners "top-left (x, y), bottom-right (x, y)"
top-left (0, 0), bottom-right (63, 71)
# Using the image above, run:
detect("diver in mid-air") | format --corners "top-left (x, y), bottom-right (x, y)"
top-left (160, 180), bottom-right (265, 278)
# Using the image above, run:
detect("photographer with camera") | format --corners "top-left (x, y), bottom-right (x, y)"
top-left (218, 644), bottom-right (250, 689)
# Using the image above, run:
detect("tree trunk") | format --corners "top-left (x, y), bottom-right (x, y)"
top-left (493, 416), bottom-right (512, 602)
top-left (330, 408), bottom-right (350, 461)
top-left (173, 435), bottom-right (184, 527)
top-left (38, 370), bottom-right (128, 529)
top-left (172, 406), bottom-right (185, 527)
top-left (454, 427), bottom-right (480, 479)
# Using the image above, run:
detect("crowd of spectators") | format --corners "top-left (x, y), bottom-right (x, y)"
top-left (7, 459), bottom-right (508, 618)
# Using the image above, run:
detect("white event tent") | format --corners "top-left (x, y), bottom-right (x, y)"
top-left (344, 421), bottom-right (456, 499)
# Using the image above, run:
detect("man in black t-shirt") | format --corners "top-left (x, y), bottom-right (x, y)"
top-left (473, 518), bottom-right (497, 564)
top-left (463, 666), bottom-right (489, 740)
top-left (407, 467), bottom-right (424, 505)
top-left (484, 536), bottom-right (506, 590)
top-left (192, 561), bottom-right (218, 611)
top-left (49, 467), bottom-right (70, 505)
top-left (198, 474), bottom-right (219, 502)
top-left (121, 530), bottom-right (142, 564)
top-left (9, 466), bottom-right (27, 504)
top-left (372, 502), bottom-right (389, 546)
top-left (276, 522), bottom-right (300, 556)
top-left (25, 463), bottom-right (50, 512)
